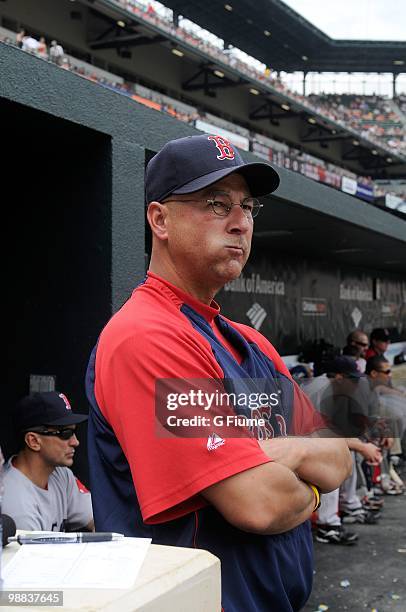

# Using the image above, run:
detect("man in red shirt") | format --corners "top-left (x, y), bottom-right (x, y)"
top-left (87, 134), bottom-right (351, 611)
top-left (365, 328), bottom-right (390, 360)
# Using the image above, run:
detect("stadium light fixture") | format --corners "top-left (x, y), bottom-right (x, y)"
top-left (302, 55), bottom-right (308, 61)
top-left (117, 20), bottom-right (126, 28)
top-left (393, 60), bottom-right (405, 65)
top-left (224, 4), bottom-right (233, 11)
top-left (371, 149), bottom-right (378, 155)
top-left (172, 48), bottom-right (184, 57)
top-left (264, 30), bottom-right (271, 37)
top-left (213, 70), bottom-right (225, 78)
top-left (249, 88), bottom-right (260, 95)
top-left (281, 103), bottom-right (290, 111)
top-left (352, 139), bottom-right (360, 146)
top-left (386, 157), bottom-right (392, 163)
top-left (307, 117), bottom-right (316, 124)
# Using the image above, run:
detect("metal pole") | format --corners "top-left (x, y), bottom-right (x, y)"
top-left (303, 71), bottom-right (307, 96)
top-left (392, 73), bottom-right (398, 99)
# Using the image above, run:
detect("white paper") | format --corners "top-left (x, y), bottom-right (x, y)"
top-left (2, 537), bottom-right (151, 589)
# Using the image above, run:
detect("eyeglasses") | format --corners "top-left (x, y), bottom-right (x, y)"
top-left (163, 192), bottom-right (263, 219)
top-left (377, 369), bottom-right (391, 375)
top-left (34, 428), bottom-right (77, 440)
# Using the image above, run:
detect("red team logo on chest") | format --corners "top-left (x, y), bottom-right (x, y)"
top-left (208, 135), bottom-right (235, 160)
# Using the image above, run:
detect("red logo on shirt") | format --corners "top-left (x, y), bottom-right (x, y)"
top-left (75, 478), bottom-right (90, 494)
top-left (208, 135), bottom-right (235, 160)
top-left (59, 393), bottom-right (72, 410)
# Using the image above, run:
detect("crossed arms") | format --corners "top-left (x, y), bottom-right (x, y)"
top-left (202, 436), bottom-right (351, 535)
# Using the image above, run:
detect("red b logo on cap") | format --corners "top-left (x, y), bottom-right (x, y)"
top-left (208, 135), bottom-right (235, 161)
top-left (59, 393), bottom-right (72, 410)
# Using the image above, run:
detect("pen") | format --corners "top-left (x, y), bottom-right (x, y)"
top-left (9, 532), bottom-right (124, 545)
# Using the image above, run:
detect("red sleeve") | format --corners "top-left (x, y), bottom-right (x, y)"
top-left (365, 348), bottom-right (376, 360)
top-left (95, 323), bottom-right (271, 524)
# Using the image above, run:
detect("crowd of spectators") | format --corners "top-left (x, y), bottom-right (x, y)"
top-left (111, 0), bottom-right (406, 159)
top-left (14, 28), bottom-right (65, 65)
top-left (396, 93), bottom-right (406, 113)
top-left (2, 22), bottom-right (405, 210)
top-left (308, 94), bottom-right (406, 155)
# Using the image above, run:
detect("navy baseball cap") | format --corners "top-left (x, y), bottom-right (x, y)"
top-left (145, 134), bottom-right (280, 203)
top-left (370, 328), bottom-right (390, 342)
top-left (326, 356), bottom-right (364, 379)
top-left (13, 391), bottom-right (88, 431)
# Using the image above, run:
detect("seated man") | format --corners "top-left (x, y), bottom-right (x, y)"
top-left (365, 328), bottom-right (390, 360)
top-left (366, 355), bottom-right (406, 487)
top-left (319, 355), bottom-right (374, 438)
top-left (366, 355), bottom-right (405, 397)
top-left (2, 391), bottom-right (93, 532)
top-left (343, 329), bottom-right (369, 373)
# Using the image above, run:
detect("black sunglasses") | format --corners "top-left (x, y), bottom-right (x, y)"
top-left (33, 427), bottom-right (77, 440)
top-left (377, 369), bottom-right (391, 375)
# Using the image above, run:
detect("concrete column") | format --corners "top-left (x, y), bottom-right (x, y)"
top-left (303, 71), bottom-right (308, 96)
top-left (392, 73), bottom-right (398, 99)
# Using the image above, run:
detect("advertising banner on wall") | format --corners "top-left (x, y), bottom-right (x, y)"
top-left (341, 176), bottom-right (357, 196)
top-left (217, 252), bottom-right (406, 355)
top-left (356, 182), bottom-right (374, 202)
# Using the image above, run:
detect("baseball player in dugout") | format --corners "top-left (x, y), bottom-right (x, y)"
top-left (3, 392), bottom-right (94, 532)
top-left (86, 134), bottom-right (352, 611)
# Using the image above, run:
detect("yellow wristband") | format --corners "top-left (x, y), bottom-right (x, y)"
top-left (307, 483), bottom-right (321, 512)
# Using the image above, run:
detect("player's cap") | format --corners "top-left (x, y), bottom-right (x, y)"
top-left (13, 391), bottom-right (88, 431)
top-left (370, 328), bottom-right (390, 342)
top-left (326, 355), bottom-right (364, 379)
top-left (145, 133), bottom-right (280, 204)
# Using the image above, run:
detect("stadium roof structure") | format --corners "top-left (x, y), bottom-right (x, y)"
top-left (75, 0), bottom-right (406, 171)
top-left (6, 0), bottom-right (404, 175)
top-left (163, 0), bottom-right (406, 74)
top-left (2, 41), bottom-right (406, 276)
